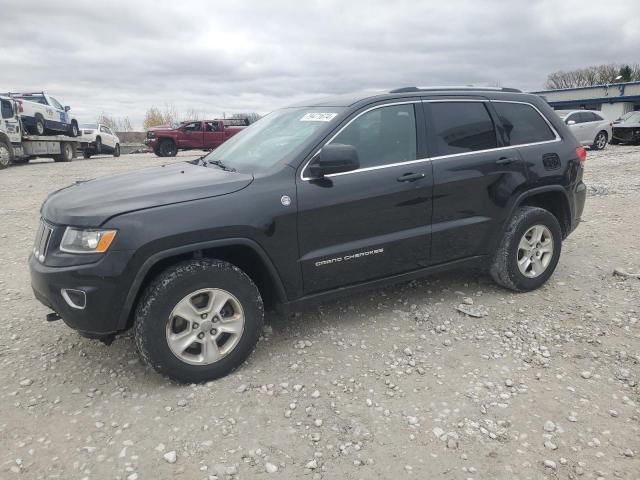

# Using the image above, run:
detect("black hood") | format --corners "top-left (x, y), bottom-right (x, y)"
top-left (42, 162), bottom-right (253, 226)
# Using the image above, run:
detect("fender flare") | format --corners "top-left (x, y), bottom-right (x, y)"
top-left (116, 237), bottom-right (288, 330)
top-left (492, 185), bottom-right (572, 250)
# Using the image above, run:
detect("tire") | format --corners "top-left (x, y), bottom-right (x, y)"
top-left (134, 259), bottom-right (264, 383)
top-left (83, 150), bottom-right (91, 159)
top-left (159, 139), bottom-right (177, 157)
top-left (68, 121), bottom-right (79, 137)
top-left (113, 144), bottom-right (121, 157)
top-left (153, 147), bottom-right (165, 157)
top-left (592, 131), bottom-right (607, 150)
top-left (0, 140), bottom-right (12, 169)
top-left (53, 142), bottom-right (74, 162)
top-left (95, 137), bottom-right (102, 154)
top-left (490, 206), bottom-right (562, 292)
top-left (33, 114), bottom-right (46, 136)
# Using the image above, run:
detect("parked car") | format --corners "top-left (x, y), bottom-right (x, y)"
top-left (1, 92), bottom-right (79, 137)
top-left (79, 124), bottom-right (121, 158)
top-left (30, 86), bottom-right (586, 383)
top-left (554, 110), bottom-right (611, 150)
top-left (610, 111), bottom-right (640, 145)
top-left (145, 118), bottom-right (248, 157)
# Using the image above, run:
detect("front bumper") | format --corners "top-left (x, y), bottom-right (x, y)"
top-left (612, 128), bottom-right (640, 143)
top-left (29, 250), bottom-right (134, 335)
top-left (144, 138), bottom-right (158, 149)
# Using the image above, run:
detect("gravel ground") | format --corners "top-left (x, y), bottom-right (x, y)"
top-left (0, 147), bottom-right (638, 479)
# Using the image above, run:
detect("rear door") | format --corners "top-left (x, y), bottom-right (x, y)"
top-left (580, 112), bottom-right (600, 143)
top-left (424, 98), bottom-right (527, 264)
top-left (179, 121), bottom-right (203, 148)
top-left (296, 101), bottom-right (433, 293)
top-left (203, 121), bottom-right (224, 148)
top-left (100, 126), bottom-right (116, 148)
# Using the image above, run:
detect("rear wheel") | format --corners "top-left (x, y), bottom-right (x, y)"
top-left (53, 142), bottom-right (74, 162)
top-left (592, 131), bottom-right (607, 150)
top-left (113, 144), bottom-right (121, 157)
top-left (33, 114), bottom-right (46, 136)
top-left (0, 140), bottom-right (12, 169)
top-left (134, 259), bottom-right (264, 383)
top-left (95, 137), bottom-right (102, 154)
top-left (159, 139), bottom-right (177, 157)
top-left (490, 206), bottom-right (562, 292)
top-left (83, 150), bottom-right (91, 159)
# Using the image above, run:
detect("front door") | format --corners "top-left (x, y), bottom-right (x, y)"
top-left (296, 102), bottom-right (433, 294)
top-left (180, 121), bottom-right (203, 148)
top-left (1, 99), bottom-right (22, 143)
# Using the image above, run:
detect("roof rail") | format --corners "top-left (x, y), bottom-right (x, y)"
top-left (389, 86), bottom-right (522, 93)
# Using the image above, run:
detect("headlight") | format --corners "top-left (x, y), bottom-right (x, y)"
top-left (60, 227), bottom-right (117, 254)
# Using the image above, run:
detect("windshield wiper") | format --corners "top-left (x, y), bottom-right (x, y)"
top-left (207, 159), bottom-right (236, 172)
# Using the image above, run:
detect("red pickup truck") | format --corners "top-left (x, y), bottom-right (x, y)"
top-left (145, 118), bottom-right (248, 157)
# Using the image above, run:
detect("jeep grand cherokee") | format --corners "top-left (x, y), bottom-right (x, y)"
top-left (29, 87), bottom-right (587, 383)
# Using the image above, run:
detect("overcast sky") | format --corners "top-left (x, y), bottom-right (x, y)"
top-left (1, 0), bottom-right (637, 128)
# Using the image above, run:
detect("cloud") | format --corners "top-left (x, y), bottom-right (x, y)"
top-left (1, 0), bottom-right (637, 128)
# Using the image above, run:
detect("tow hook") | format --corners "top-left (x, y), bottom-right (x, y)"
top-left (46, 312), bottom-right (61, 322)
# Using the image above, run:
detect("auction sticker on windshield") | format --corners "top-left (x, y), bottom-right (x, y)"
top-left (300, 112), bottom-right (337, 122)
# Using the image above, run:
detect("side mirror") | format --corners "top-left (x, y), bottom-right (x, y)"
top-left (566, 120), bottom-right (576, 125)
top-left (64, 106), bottom-right (71, 112)
top-left (308, 144), bottom-right (360, 178)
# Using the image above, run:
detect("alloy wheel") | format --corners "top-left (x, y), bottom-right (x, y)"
top-left (516, 225), bottom-right (554, 278)
top-left (596, 133), bottom-right (607, 149)
top-left (166, 288), bottom-right (245, 365)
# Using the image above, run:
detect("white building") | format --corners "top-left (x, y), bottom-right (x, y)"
top-left (531, 81), bottom-right (640, 121)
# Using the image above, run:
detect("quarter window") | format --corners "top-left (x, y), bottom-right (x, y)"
top-left (428, 102), bottom-right (497, 156)
top-left (330, 104), bottom-right (417, 169)
top-left (493, 102), bottom-right (556, 146)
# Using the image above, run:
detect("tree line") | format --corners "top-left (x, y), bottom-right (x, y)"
top-left (545, 63), bottom-right (640, 89)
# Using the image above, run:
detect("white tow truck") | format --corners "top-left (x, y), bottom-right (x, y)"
top-left (0, 95), bottom-right (79, 169)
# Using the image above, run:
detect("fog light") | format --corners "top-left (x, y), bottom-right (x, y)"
top-left (61, 289), bottom-right (86, 310)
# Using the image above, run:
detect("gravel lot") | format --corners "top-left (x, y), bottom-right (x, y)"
top-left (0, 147), bottom-right (639, 479)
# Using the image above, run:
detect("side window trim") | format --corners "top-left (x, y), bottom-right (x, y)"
top-left (300, 100), bottom-right (424, 180)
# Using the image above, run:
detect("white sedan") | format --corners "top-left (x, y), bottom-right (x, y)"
top-left (555, 110), bottom-right (612, 150)
top-left (79, 124), bottom-right (121, 157)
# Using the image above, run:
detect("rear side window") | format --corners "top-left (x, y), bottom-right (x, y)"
top-left (331, 104), bottom-right (417, 168)
top-left (493, 102), bottom-right (556, 145)
top-left (428, 102), bottom-right (497, 156)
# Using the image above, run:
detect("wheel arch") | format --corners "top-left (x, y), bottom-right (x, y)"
top-left (117, 238), bottom-right (287, 331)
top-left (511, 187), bottom-right (572, 238)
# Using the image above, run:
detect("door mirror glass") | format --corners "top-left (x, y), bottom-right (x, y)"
top-left (566, 120), bottom-right (576, 125)
top-left (308, 144), bottom-right (360, 178)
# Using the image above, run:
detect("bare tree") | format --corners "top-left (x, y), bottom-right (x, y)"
top-left (545, 63), bottom-right (640, 89)
top-left (230, 112), bottom-right (262, 124)
top-left (96, 112), bottom-right (134, 132)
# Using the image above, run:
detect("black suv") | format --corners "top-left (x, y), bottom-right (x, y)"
top-left (29, 87), bottom-right (587, 382)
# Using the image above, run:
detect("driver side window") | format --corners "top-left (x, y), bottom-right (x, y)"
top-left (48, 97), bottom-right (64, 110)
top-left (183, 122), bottom-right (202, 132)
top-left (1, 100), bottom-right (14, 119)
top-left (330, 104), bottom-right (417, 169)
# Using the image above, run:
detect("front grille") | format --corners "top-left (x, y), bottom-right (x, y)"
top-left (613, 128), bottom-right (635, 141)
top-left (33, 219), bottom-right (53, 262)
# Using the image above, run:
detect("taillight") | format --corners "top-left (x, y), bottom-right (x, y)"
top-left (576, 146), bottom-right (586, 163)
top-left (16, 100), bottom-right (23, 113)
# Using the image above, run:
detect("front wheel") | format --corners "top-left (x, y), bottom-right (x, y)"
top-left (159, 139), bottom-right (177, 157)
top-left (0, 140), bottom-right (12, 169)
top-left (490, 206), bottom-right (562, 292)
top-left (68, 121), bottom-right (79, 137)
top-left (134, 259), bottom-right (264, 383)
top-left (592, 131), bottom-right (608, 150)
top-left (113, 144), bottom-right (121, 157)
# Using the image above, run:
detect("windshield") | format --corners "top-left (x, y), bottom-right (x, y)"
top-left (618, 111), bottom-right (640, 122)
top-left (203, 107), bottom-right (343, 172)
top-left (81, 123), bottom-right (98, 130)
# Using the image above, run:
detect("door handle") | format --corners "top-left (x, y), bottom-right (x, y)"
top-left (397, 172), bottom-right (425, 182)
top-left (495, 157), bottom-right (517, 165)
